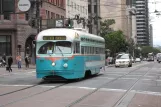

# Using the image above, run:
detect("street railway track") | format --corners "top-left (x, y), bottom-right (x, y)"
top-left (66, 63), bottom-right (152, 107)
top-left (0, 82), bottom-right (69, 107)
top-left (0, 63), bottom-right (149, 107)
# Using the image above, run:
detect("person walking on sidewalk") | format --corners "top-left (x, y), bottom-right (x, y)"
top-left (8, 56), bottom-right (13, 72)
top-left (16, 55), bottom-right (22, 69)
top-left (25, 56), bottom-right (29, 69)
top-left (2, 53), bottom-right (6, 66)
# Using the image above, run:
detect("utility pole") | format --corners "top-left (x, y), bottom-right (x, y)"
top-left (36, 0), bottom-right (40, 33)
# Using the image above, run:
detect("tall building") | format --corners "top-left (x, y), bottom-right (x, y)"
top-left (88, 0), bottom-right (101, 35)
top-left (149, 24), bottom-right (153, 47)
top-left (0, 0), bottom-right (65, 63)
top-left (135, 0), bottom-right (149, 46)
top-left (100, 0), bottom-right (137, 43)
top-left (66, 0), bottom-right (88, 32)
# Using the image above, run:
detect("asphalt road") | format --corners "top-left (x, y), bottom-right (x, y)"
top-left (0, 61), bottom-right (161, 107)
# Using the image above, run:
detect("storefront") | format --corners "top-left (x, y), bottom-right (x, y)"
top-left (0, 35), bottom-right (12, 56)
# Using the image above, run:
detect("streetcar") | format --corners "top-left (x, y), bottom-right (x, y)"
top-left (147, 53), bottom-right (154, 61)
top-left (36, 28), bottom-right (105, 80)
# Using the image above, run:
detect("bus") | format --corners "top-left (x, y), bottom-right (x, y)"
top-left (147, 53), bottom-right (154, 61)
top-left (36, 28), bottom-right (105, 80)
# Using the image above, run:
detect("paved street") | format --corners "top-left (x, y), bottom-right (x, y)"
top-left (0, 61), bottom-right (161, 107)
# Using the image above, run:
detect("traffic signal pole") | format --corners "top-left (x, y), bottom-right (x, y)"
top-left (36, 0), bottom-right (40, 33)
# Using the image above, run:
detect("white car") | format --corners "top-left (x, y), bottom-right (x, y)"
top-left (115, 54), bottom-right (132, 67)
top-left (135, 58), bottom-right (141, 62)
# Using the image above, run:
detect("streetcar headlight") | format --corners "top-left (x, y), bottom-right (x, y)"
top-left (52, 62), bottom-right (56, 66)
top-left (63, 63), bottom-right (68, 68)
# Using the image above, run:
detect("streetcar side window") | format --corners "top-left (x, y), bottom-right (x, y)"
top-left (74, 42), bottom-right (80, 54)
top-left (81, 46), bottom-right (84, 54)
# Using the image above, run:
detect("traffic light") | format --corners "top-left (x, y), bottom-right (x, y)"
top-left (31, 19), bottom-right (36, 27)
top-left (28, 18), bottom-right (37, 28)
top-left (65, 18), bottom-right (73, 28)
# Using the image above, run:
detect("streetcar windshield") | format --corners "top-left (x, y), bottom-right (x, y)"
top-left (55, 41), bottom-right (72, 54)
top-left (38, 42), bottom-right (54, 54)
top-left (38, 41), bottom-right (72, 54)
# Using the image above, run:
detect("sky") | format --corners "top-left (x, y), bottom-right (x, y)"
top-left (149, 0), bottom-right (161, 46)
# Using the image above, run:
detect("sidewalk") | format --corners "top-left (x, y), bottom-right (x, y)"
top-left (11, 64), bottom-right (36, 69)
top-left (106, 64), bottom-right (115, 67)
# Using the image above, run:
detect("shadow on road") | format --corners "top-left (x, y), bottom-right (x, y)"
top-left (39, 74), bottom-right (103, 84)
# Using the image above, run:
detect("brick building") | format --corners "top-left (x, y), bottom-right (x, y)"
top-left (0, 0), bottom-right (66, 64)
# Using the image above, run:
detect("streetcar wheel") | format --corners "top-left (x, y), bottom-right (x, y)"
top-left (85, 70), bottom-right (91, 78)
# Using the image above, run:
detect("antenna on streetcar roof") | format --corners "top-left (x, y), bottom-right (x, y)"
top-left (73, 28), bottom-right (88, 33)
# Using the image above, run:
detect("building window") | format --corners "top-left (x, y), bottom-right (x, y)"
top-left (61, 16), bottom-right (64, 19)
top-left (56, 14), bottom-right (59, 19)
top-left (78, 5), bottom-right (79, 11)
top-left (67, 0), bottom-right (70, 6)
top-left (3, 14), bottom-right (10, 20)
top-left (51, 12), bottom-right (55, 19)
top-left (71, 2), bottom-right (73, 8)
top-left (88, 5), bottom-right (91, 13)
top-left (48, 11), bottom-right (50, 19)
top-left (0, 36), bottom-right (11, 56)
top-left (74, 3), bottom-right (76, 9)
top-left (94, 5), bottom-right (97, 13)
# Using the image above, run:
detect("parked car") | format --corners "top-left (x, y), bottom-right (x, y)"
top-left (115, 54), bottom-right (132, 67)
top-left (158, 56), bottom-right (161, 63)
top-left (135, 58), bottom-right (141, 62)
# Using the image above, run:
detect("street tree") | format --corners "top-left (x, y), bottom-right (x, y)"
top-left (141, 46), bottom-right (161, 57)
top-left (104, 30), bottom-right (128, 57)
top-left (100, 19), bottom-right (115, 37)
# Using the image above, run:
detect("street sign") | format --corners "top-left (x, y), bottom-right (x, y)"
top-left (56, 20), bottom-right (63, 27)
top-left (18, 0), bottom-right (31, 12)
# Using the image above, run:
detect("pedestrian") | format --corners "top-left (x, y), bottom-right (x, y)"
top-left (25, 56), bottom-right (29, 69)
top-left (2, 53), bottom-right (6, 66)
top-left (16, 55), bottom-right (22, 69)
top-left (8, 56), bottom-right (13, 72)
top-left (2, 53), bottom-right (6, 62)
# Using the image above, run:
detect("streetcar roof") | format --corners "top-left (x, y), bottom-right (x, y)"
top-left (36, 28), bottom-right (105, 42)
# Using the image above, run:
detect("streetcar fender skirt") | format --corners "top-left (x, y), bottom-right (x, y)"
top-left (36, 70), bottom-right (84, 79)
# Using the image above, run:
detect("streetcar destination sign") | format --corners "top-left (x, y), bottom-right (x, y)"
top-left (18, 0), bottom-right (31, 12)
top-left (43, 36), bottom-right (66, 40)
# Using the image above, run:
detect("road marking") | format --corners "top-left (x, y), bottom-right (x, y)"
top-left (101, 88), bottom-right (126, 92)
top-left (120, 78), bottom-right (138, 80)
top-left (0, 84), bottom-right (33, 87)
top-left (131, 90), bottom-right (161, 96)
top-left (62, 86), bottom-right (96, 90)
top-left (0, 84), bottom-right (161, 96)
top-left (0, 71), bottom-right (36, 77)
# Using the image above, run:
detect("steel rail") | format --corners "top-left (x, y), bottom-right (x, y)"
top-left (0, 82), bottom-right (69, 107)
top-left (112, 65), bottom-right (154, 107)
top-left (66, 63), bottom-right (149, 107)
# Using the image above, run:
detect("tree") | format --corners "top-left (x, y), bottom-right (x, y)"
top-left (104, 30), bottom-right (128, 57)
top-left (100, 19), bottom-right (115, 37)
top-left (141, 46), bottom-right (161, 58)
